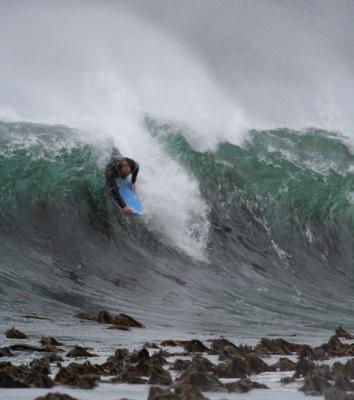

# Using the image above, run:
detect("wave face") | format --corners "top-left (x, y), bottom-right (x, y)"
top-left (1, 120), bottom-right (354, 335)
top-left (1, 2), bottom-right (354, 336)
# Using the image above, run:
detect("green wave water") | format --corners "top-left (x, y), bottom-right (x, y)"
top-left (1, 119), bottom-right (354, 334)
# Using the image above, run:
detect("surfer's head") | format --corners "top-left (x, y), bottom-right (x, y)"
top-left (117, 159), bottom-right (131, 178)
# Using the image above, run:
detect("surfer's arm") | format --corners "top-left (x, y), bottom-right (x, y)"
top-left (130, 160), bottom-right (139, 184)
top-left (110, 185), bottom-right (126, 208)
top-left (105, 165), bottom-right (126, 208)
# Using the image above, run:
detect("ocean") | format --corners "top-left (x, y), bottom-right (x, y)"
top-left (1, 2), bottom-right (354, 399)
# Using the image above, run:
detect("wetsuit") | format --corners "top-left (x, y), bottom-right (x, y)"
top-left (105, 157), bottom-right (139, 208)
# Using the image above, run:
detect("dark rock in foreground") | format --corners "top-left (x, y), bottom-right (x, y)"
top-left (34, 393), bottom-right (79, 400)
top-left (217, 355), bottom-right (248, 378)
top-left (325, 388), bottom-right (354, 400)
top-left (335, 326), bottom-right (354, 340)
top-left (271, 357), bottom-right (296, 371)
top-left (148, 385), bottom-right (208, 400)
top-left (8, 344), bottom-right (46, 353)
top-left (74, 310), bottom-right (144, 329)
top-left (255, 337), bottom-right (303, 355)
top-left (66, 346), bottom-right (97, 358)
top-left (2, 317), bottom-right (354, 400)
top-left (0, 347), bottom-right (13, 357)
top-left (112, 313), bottom-right (144, 328)
top-left (55, 364), bottom-right (98, 389)
top-left (40, 336), bottom-right (63, 346)
top-left (0, 369), bottom-right (29, 388)
top-left (0, 361), bottom-right (53, 388)
top-left (5, 327), bottom-right (28, 339)
top-left (224, 378), bottom-right (269, 393)
top-left (176, 370), bottom-right (224, 391)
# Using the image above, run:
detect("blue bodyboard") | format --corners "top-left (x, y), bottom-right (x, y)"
top-left (116, 178), bottom-right (142, 215)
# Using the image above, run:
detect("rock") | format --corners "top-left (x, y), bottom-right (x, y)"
top-left (97, 310), bottom-right (114, 324)
top-left (97, 360), bottom-right (122, 376)
top-left (0, 357), bottom-right (53, 389)
top-left (47, 352), bottom-right (64, 363)
top-left (135, 359), bottom-right (152, 376)
top-left (335, 326), bottom-right (354, 340)
top-left (149, 352), bottom-right (168, 366)
top-left (300, 369), bottom-right (332, 395)
top-left (107, 325), bottom-right (131, 331)
top-left (346, 344), bottom-right (354, 356)
top-left (112, 313), bottom-right (144, 328)
top-left (24, 372), bottom-right (54, 388)
top-left (23, 315), bottom-right (50, 320)
top-left (325, 388), bottom-right (354, 400)
top-left (112, 365), bottom-right (146, 384)
top-left (0, 369), bottom-right (29, 388)
top-left (55, 366), bottom-right (98, 388)
top-left (30, 357), bottom-right (51, 375)
top-left (174, 384), bottom-right (209, 400)
top-left (0, 361), bottom-right (28, 374)
top-left (134, 352), bottom-right (167, 377)
top-left (170, 359), bottom-right (192, 371)
top-left (298, 345), bottom-right (320, 361)
top-left (179, 340), bottom-right (209, 353)
top-left (8, 344), bottom-right (46, 352)
top-left (108, 348), bottom-right (129, 363)
top-left (34, 394), bottom-right (79, 400)
top-left (294, 357), bottom-right (315, 378)
top-left (144, 342), bottom-right (160, 349)
top-left (177, 370), bottom-right (224, 391)
top-left (209, 338), bottom-right (239, 355)
top-left (42, 344), bottom-right (64, 354)
top-left (147, 386), bottom-right (175, 400)
top-left (69, 361), bottom-right (104, 375)
top-left (147, 385), bottom-right (209, 400)
top-left (224, 378), bottom-right (269, 393)
top-left (189, 356), bottom-right (217, 374)
top-left (281, 376), bottom-right (295, 384)
top-left (0, 347), bottom-right (13, 357)
top-left (40, 336), bottom-right (63, 346)
top-left (73, 312), bottom-right (96, 321)
top-left (130, 348), bottom-right (150, 363)
top-left (5, 327), bottom-right (28, 339)
top-left (316, 365), bottom-right (332, 380)
top-left (344, 358), bottom-right (354, 378)
top-left (158, 350), bottom-right (177, 358)
top-left (245, 352), bottom-right (274, 374)
top-left (324, 336), bottom-right (348, 357)
top-left (66, 346), bottom-right (97, 358)
top-left (209, 338), bottom-right (253, 360)
top-left (334, 373), bottom-right (354, 391)
top-left (255, 338), bottom-right (302, 355)
top-left (271, 357), bottom-right (296, 371)
top-left (148, 364), bottom-right (173, 385)
top-left (160, 340), bottom-right (178, 347)
top-left (217, 355), bottom-right (248, 378)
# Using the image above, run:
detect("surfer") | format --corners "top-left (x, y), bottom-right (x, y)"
top-left (105, 157), bottom-right (139, 215)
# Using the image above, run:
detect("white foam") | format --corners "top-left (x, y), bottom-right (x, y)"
top-left (0, 3), bottom-right (248, 258)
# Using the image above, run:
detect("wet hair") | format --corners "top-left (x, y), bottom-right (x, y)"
top-left (117, 159), bottom-right (130, 171)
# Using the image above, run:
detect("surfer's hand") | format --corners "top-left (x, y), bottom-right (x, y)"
top-left (122, 206), bottom-right (133, 215)
top-left (131, 183), bottom-right (137, 191)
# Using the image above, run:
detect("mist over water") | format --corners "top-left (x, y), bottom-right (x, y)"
top-left (0, 1), bottom-right (354, 333)
top-left (125, 0), bottom-right (354, 134)
top-left (0, 1), bottom-right (250, 257)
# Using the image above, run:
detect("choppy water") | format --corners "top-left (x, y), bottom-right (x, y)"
top-left (1, 120), bottom-right (353, 337)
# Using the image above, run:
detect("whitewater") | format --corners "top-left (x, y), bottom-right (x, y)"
top-left (1, 1), bottom-right (354, 399)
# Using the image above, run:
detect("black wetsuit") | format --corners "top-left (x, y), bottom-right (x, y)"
top-left (105, 157), bottom-right (139, 208)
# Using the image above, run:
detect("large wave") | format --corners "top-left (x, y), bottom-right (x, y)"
top-left (1, 2), bottom-right (354, 334)
top-left (1, 120), bottom-right (354, 335)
